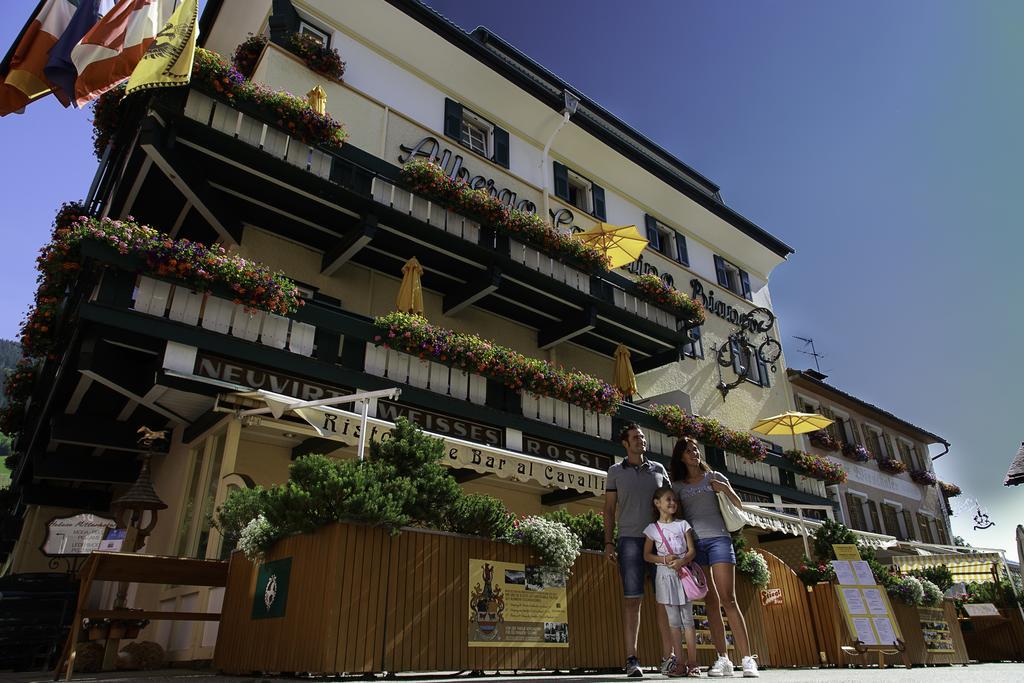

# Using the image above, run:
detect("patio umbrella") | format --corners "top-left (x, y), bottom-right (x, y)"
top-left (613, 344), bottom-right (638, 398)
top-left (396, 256), bottom-right (424, 315)
top-left (575, 222), bottom-right (648, 269)
top-left (751, 411), bottom-right (834, 452)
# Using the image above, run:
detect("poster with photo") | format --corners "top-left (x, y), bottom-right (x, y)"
top-left (691, 600), bottom-right (735, 650)
top-left (468, 559), bottom-right (568, 648)
top-left (918, 607), bottom-right (955, 653)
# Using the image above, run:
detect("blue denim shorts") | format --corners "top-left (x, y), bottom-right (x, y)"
top-left (617, 537), bottom-right (656, 598)
top-left (695, 536), bottom-right (736, 566)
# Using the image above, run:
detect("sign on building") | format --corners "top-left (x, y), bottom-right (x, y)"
top-left (42, 514), bottom-right (116, 556)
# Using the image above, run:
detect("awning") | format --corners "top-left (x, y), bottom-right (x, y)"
top-left (220, 389), bottom-right (606, 498)
top-left (892, 552), bottom-right (1005, 583)
top-left (742, 505), bottom-right (898, 550)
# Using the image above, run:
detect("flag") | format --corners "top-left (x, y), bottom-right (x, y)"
top-left (45, 0), bottom-right (114, 107)
top-left (0, 0), bottom-right (77, 116)
top-left (125, 0), bottom-right (197, 96)
top-left (71, 0), bottom-right (173, 107)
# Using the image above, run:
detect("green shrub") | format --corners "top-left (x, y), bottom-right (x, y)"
top-left (214, 485), bottom-right (268, 541)
top-left (812, 519), bottom-right (859, 562)
top-left (909, 565), bottom-right (953, 592)
top-left (737, 548), bottom-right (771, 588)
top-left (445, 494), bottom-right (515, 540)
top-left (541, 509), bottom-right (605, 551)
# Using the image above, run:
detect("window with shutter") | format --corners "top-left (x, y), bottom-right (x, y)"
top-left (714, 255), bottom-right (729, 287)
top-left (913, 445), bottom-right (927, 470)
top-left (935, 523), bottom-right (948, 545)
top-left (713, 255), bottom-right (751, 299)
top-left (882, 433), bottom-right (896, 461)
top-left (867, 500), bottom-right (881, 534)
top-left (644, 214), bottom-right (660, 247)
top-left (444, 98), bottom-right (463, 140)
top-left (591, 184), bottom-right (606, 220)
top-left (675, 233), bottom-right (689, 265)
top-left (901, 510), bottom-right (916, 541)
top-left (683, 325), bottom-right (703, 359)
top-left (917, 514), bottom-right (934, 544)
top-left (740, 270), bottom-right (752, 301)
top-left (845, 494), bottom-right (866, 530)
top-left (491, 127), bottom-right (509, 168)
top-left (881, 504), bottom-right (900, 538)
top-left (820, 407), bottom-right (838, 440)
top-left (553, 161), bottom-right (569, 201)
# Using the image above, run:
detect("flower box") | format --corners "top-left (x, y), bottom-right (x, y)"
top-left (648, 404), bottom-right (768, 463)
top-left (877, 458), bottom-right (908, 475)
top-left (782, 449), bottom-right (847, 485)
top-left (808, 430), bottom-right (840, 452)
top-left (939, 481), bottom-right (961, 497)
top-left (840, 442), bottom-right (872, 462)
top-left (910, 469), bottom-right (937, 486)
top-left (629, 274), bottom-right (705, 326)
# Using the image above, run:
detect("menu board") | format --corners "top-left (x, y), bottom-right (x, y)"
top-left (835, 584), bottom-right (903, 647)
top-left (918, 607), bottom-right (955, 653)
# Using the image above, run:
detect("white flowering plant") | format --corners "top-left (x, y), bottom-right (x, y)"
top-left (919, 577), bottom-right (944, 607)
top-left (512, 516), bottom-right (582, 573)
top-left (736, 548), bottom-right (772, 588)
top-left (237, 514), bottom-right (279, 562)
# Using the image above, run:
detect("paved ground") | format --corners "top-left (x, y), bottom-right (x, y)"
top-left (4, 664), bottom-right (1024, 683)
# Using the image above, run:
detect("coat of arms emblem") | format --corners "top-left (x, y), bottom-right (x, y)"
top-left (469, 563), bottom-right (505, 640)
top-left (264, 574), bottom-right (278, 611)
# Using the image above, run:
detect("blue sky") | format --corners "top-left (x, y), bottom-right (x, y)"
top-left (1, 0), bottom-right (1021, 560)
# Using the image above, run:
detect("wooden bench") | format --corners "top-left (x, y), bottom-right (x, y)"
top-left (55, 552), bottom-right (228, 680)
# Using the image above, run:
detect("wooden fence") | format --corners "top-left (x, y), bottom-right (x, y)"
top-left (215, 522), bottom-right (820, 674)
top-left (961, 608), bottom-right (1024, 662)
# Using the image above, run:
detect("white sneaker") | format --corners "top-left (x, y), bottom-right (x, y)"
top-left (741, 655), bottom-right (759, 678)
top-left (707, 655), bottom-right (734, 677)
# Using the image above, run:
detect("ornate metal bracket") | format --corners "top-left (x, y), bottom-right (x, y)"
top-left (714, 307), bottom-right (782, 400)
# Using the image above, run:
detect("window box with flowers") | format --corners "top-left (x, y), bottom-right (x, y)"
top-left (939, 481), bottom-right (962, 497)
top-left (909, 469), bottom-right (937, 486)
top-left (231, 33), bottom-right (268, 79)
top-left (629, 274), bottom-right (705, 327)
top-left (400, 159), bottom-right (611, 275)
top-left (840, 442), bottom-right (872, 463)
top-left (782, 449), bottom-right (848, 485)
top-left (877, 458), bottom-right (908, 475)
top-left (648, 404), bottom-right (768, 463)
top-left (285, 32), bottom-right (346, 80)
top-left (373, 312), bottom-right (622, 415)
top-left (808, 430), bottom-right (840, 452)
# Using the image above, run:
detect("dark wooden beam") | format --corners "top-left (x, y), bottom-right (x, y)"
top-left (451, 468), bottom-right (489, 483)
top-left (22, 485), bottom-right (112, 511)
top-left (183, 410), bottom-right (229, 444)
top-left (50, 415), bottom-right (169, 454)
top-left (632, 346), bottom-right (686, 375)
top-left (538, 305), bottom-right (597, 350)
top-left (292, 437), bottom-right (347, 460)
top-left (443, 266), bottom-right (502, 316)
top-left (541, 489), bottom-right (595, 506)
top-left (33, 452), bottom-right (140, 484)
top-left (322, 214), bottom-right (377, 276)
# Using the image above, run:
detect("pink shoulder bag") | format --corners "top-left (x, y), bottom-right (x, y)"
top-left (654, 522), bottom-right (709, 600)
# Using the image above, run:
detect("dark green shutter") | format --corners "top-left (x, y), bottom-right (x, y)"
top-left (902, 510), bottom-right (916, 541)
top-left (740, 269), bottom-right (752, 300)
top-left (444, 98), bottom-right (463, 140)
top-left (591, 183), bottom-right (606, 219)
top-left (757, 354), bottom-right (769, 387)
top-left (714, 255), bottom-right (729, 287)
top-left (867, 501), bottom-right (881, 534)
top-left (675, 233), bottom-right (689, 265)
top-left (553, 161), bottom-right (569, 200)
top-left (644, 214), bottom-right (660, 250)
top-left (491, 126), bottom-right (509, 168)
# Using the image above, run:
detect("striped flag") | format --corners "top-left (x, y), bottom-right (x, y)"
top-left (0, 0), bottom-right (78, 116)
top-left (45, 1), bottom-right (115, 107)
top-left (71, 0), bottom-right (174, 107)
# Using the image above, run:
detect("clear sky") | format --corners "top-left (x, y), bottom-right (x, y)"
top-left (1, 0), bottom-right (1021, 560)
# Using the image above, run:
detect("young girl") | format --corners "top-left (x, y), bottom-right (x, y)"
top-left (643, 486), bottom-right (699, 678)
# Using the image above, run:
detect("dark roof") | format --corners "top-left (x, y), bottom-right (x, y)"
top-left (384, 0), bottom-right (795, 259)
top-left (787, 369), bottom-right (949, 446)
top-left (1006, 442), bottom-right (1024, 487)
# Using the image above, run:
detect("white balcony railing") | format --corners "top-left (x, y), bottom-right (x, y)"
top-left (521, 393), bottom-right (613, 440)
top-left (130, 276), bottom-right (315, 356)
top-left (794, 474), bottom-right (828, 498)
top-left (725, 452), bottom-right (782, 487)
top-left (612, 287), bottom-right (677, 331)
top-left (364, 345), bottom-right (487, 406)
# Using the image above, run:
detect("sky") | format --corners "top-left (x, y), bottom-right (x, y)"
top-left (1, 0), bottom-right (1021, 560)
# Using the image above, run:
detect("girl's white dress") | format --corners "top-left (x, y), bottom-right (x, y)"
top-left (643, 519), bottom-right (693, 606)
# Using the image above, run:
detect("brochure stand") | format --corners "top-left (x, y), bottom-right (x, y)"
top-left (830, 544), bottom-right (911, 669)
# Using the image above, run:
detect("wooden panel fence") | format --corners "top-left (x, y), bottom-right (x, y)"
top-left (961, 608), bottom-right (1024, 662)
top-left (215, 523), bottom-right (822, 674)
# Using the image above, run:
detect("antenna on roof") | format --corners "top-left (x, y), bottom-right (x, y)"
top-left (793, 336), bottom-right (825, 374)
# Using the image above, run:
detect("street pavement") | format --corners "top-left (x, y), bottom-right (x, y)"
top-left (3, 664), bottom-right (1024, 683)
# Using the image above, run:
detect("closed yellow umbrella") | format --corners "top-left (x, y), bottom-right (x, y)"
top-left (751, 411), bottom-right (834, 452)
top-left (396, 256), bottom-right (424, 315)
top-left (576, 223), bottom-right (648, 269)
top-left (613, 344), bottom-right (638, 398)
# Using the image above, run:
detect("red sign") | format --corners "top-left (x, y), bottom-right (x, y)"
top-left (760, 588), bottom-right (783, 606)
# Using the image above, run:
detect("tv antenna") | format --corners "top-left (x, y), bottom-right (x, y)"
top-left (793, 336), bottom-right (825, 373)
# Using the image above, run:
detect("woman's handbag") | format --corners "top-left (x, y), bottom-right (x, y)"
top-left (717, 491), bottom-right (748, 533)
top-left (654, 523), bottom-right (709, 600)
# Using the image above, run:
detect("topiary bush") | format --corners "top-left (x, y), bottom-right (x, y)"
top-left (445, 494), bottom-right (515, 540)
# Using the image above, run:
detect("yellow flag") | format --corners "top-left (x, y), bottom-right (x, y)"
top-left (125, 0), bottom-right (198, 96)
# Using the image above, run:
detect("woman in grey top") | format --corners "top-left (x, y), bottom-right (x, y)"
top-left (671, 436), bottom-right (759, 678)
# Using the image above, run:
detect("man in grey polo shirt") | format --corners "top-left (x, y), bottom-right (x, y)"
top-left (603, 423), bottom-right (673, 678)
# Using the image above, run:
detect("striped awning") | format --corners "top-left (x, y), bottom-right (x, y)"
top-left (892, 552), bottom-right (1004, 583)
top-left (741, 506), bottom-right (898, 550)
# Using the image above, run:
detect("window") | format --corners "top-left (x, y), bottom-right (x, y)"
top-left (865, 427), bottom-right (885, 460)
top-left (935, 523), bottom-right (949, 546)
top-left (736, 489), bottom-right (771, 504)
top-left (443, 98), bottom-right (509, 167)
top-left (796, 396), bottom-right (818, 414)
top-left (714, 255), bottom-right (752, 300)
top-left (917, 513), bottom-right (934, 544)
top-left (644, 214), bottom-right (689, 265)
top-left (845, 493), bottom-right (867, 531)
top-left (901, 510), bottom-right (917, 541)
top-left (172, 432), bottom-right (227, 559)
top-left (866, 500), bottom-right (881, 534)
top-left (553, 161), bottom-right (606, 219)
top-left (881, 503), bottom-right (901, 539)
top-left (683, 325), bottom-right (703, 359)
top-left (897, 440), bottom-right (915, 469)
top-left (729, 338), bottom-right (769, 387)
top-left (298, 21), bottom-right (330, 47)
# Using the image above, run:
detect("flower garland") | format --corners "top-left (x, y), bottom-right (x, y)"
top-left (17, 204), bottom-right (303, 362)
top-left (840, 442), bottom-right (872, 463)
top-left (808, 430), bottom-right (839, 452)
top-left (286, 32), bottom-right (346, 80)
top-left (647, 404), bottom-right (767, 463)
top-left (630, 274), bottom-right (705, 326)
top-left (909, 469), bottom-right (937, 486)
top-left (939, 481), bottom-right (961, 497)
top-left (231, 33), bottom-right (267, 79)
top-left (782, 449), bottom-right (848, 485)
top-left (877, 457), bottom-right (908, 475)
top-left (192, 48), bottom-right (348, 147)
top-left (373, 312), bottom-right (622, 414)
top-left (400, 159), bottom-right (611, 274)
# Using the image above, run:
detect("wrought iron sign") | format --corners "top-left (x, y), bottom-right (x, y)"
top-left (711, 305), bottom-right (782, 400)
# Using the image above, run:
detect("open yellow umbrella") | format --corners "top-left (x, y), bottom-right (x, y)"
top-left (396, 256), bottom-right (424, 315)
top-left (613, 344), bottom-right (638, 398)
top-left (751, 411), bottom-right (834, 452)
top-left (575, 223), bottom-right (648, 269)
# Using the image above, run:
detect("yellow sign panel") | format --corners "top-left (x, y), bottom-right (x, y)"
top-left (832, 544), bottom-right (862, 561)
top-left (468, 559), bottom-right (568, 648)
top-left (834, 583), bottom-right (903, 647)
